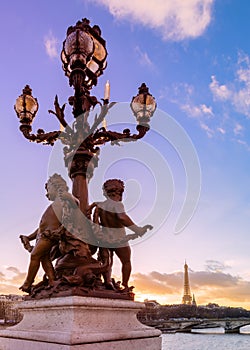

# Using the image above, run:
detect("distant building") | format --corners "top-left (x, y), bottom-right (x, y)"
top-left (182, 261), bottom-right (196, 306)
top-left (0, 295), bottom-right (23, 325)
top-left (144, 299), bottom-right (161, 308)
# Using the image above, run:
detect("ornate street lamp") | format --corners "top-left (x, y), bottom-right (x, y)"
top-left (14, 85), bottom-right (39, 124)
top-left (14, 18), bottom-right (157, 298)
top-left (15, 18), bottom-right (157, 206)
top-left (14, 85), bottom-right (59, 145)
top-left (131, 83), bottom-right (157, 127)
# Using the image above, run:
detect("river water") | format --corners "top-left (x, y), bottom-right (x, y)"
top-left (162, 332), bottom-right (250, 350)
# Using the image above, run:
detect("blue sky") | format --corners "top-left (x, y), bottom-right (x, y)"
top-left (1, 0), bottom-right (250, 307)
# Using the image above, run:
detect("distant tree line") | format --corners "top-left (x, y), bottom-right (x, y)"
top-left (137, 302), bottom-right (250, 322)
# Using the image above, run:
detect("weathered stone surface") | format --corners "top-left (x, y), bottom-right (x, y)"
top-left (0, 336), bottom-right (162, 349)
top-left (0, 296), bottom-right (162, 350)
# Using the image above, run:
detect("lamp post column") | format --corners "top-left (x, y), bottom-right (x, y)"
top-left (63, 80), bottom-right (100, 217)
top-left (65, 147), bottom-right (99, 215)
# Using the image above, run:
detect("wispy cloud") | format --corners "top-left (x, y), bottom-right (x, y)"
top-left (135, 46), bottom-right (154, 68)
top-left (205, 259), bottom-right (230, 273)
top-left (233, 123), bottom-right (244, 136)
top-left (91, 0), bottom-right (215, 41)
top-left (0, 271), bottom-right (6, 282)
top-left (165, 52), bottom-right (250, 142)
top-left (167, 82), bottom-right (213, 120)
top-left (6, 266), bottom-right (27, 285)
top-left (44, 31), bottom-right (59, 59)
top-left (0, 266), bottom-right (38, 295)
top-left (235, 139), bottom-right (250, 152)
top-left (181, 103), bottom-right (213, 118)
top-left (217, 127), bottom-right (226, 135)
top-left (209, 75), bottom-right (232, 101)
top-left (165, 82), bottom-right (215, 137)
top-left (209, 52), bottom-right (250, 118)
top-left (199, 122), bottom-right (214, 138)
top-left (182, 103), bottom-right (215, 137)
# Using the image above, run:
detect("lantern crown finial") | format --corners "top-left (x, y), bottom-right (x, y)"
top-left (22, 85), bottom-right (32, 95)
top-left (138, 83), bottom-right (149, 95)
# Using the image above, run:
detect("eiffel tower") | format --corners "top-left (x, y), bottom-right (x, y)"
top-left (182, 260), bottom-right (193, 305)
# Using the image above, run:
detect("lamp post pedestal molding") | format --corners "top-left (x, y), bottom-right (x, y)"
top-left (0, 296), bottom-right (162, 350)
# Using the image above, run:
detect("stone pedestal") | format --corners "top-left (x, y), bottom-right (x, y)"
top-left (0, 296), bottom-right (162, 349)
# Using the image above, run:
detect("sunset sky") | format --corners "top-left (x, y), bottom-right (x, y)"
top-left (1, 0), bottom-right (250, 309)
